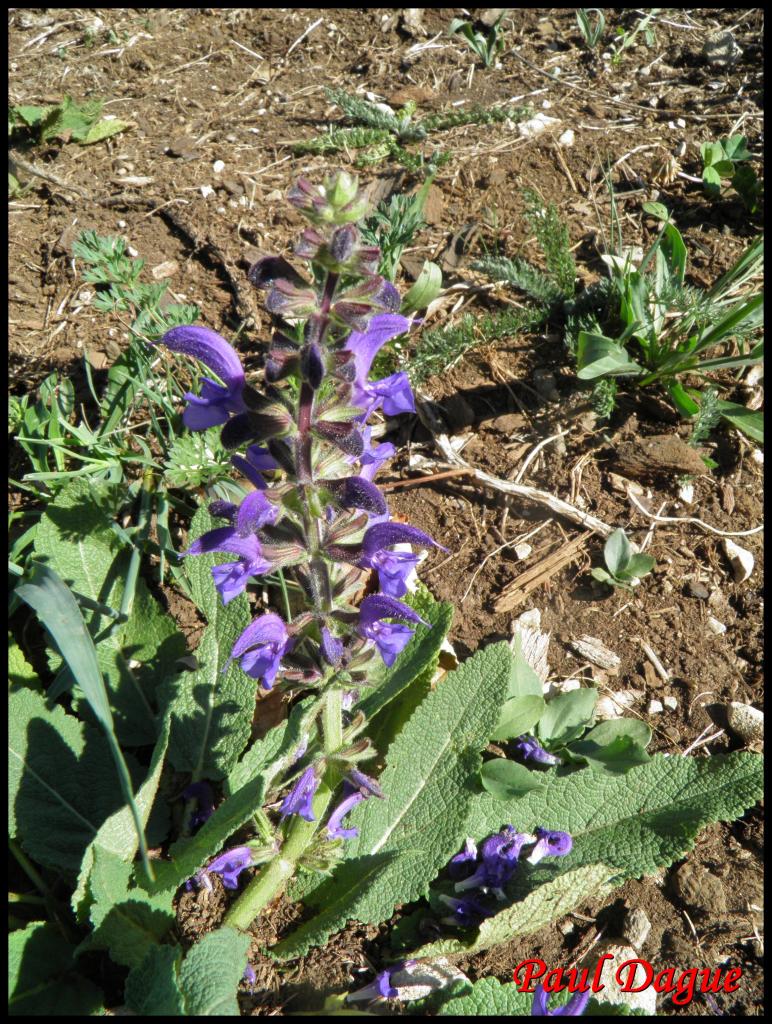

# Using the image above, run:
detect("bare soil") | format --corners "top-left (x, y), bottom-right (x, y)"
top-left (9, 8), bottom-right (763, 1016)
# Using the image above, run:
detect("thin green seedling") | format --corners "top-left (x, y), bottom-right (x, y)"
top-left (590, 528), bottom-right (655, 592)
top-left (449, 12), bottom-right (507, 68)
top-left (608, 9), bottom-right (659, 65)
top-left (576, 9), bottom-right (605, 51)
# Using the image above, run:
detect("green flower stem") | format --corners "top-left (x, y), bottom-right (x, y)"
top-left (222, 775), bottom-right (335, 931)
top-left (323, 687), bottom-right (344, 754)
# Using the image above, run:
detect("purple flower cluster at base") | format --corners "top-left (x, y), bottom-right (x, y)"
top-left (532, 982), bottom-right (590, 1017)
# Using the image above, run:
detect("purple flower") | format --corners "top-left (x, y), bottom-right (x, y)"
top-left (526, 828), bottom-right (573, 865)
top-left (187, 845), bottom-right (253, 892)
top-left (323, 475), bottom-right (388, 517)
top-left (357, 594), bottom-right (429, 667)
top-left (348, 768), bottom-right (384, 799)
top-left (157, 325), bottom-right (246, 430)
top-left (515, 735), bottom-right (562, 767)
top-left (448, 837), bottom-right (478, 880)
top-left (242, 963), bottom-right (257, 992)
top-left (230, 613), bottom-right (291, 689)
top-left (344, 313), bottom-right (411, 411)
top-left (186, 527), bottom-right (272, 605)
top-left (358, 425), bottom-right (395, 482)
top-left (455, 826), bottom-right (529, 899)
top-left (347, 966), bottom-right (401, 1003)
top-left (438, 894), bottom-right (490, 928)
top-left (327, 785), bottom-right (365, 840)
top-left (532, 982), bottom-right (590, 1016)
top-left (231, 444), bottom-right (279, 489)
top-left (368, 372), bottom-right (416, 418)
top-left (361, 522), bottom-right (441, 599)
top-left (279, 764), bottom-right (320, 822)
top-left (182, 781), bottom-right (215, 831)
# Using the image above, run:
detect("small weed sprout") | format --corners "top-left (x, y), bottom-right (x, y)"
top-left (448, 12), bottom-right (507, 68)
top-left (576, 9), bottom-right (606, 51)
top-left (608, 9), bottom-right (659, 65)
top-left (591, 529), bottom-right (655, 592)
top-left (701, 135), bottom-right (762, 214)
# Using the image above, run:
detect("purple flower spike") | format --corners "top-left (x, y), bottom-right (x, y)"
top-left (361, 522), bottom-right (442, 599)
top-left (455, 826), bottom-right (528, 898)
top-left (327, 786), bottom-right (365, 840)
top-left (532, 982), bottom-right (590, 1017)
top-left (438, 894), bottom-right (490, 928)
top-left (157, 325), bottom-right (247, 431)
top-left (527, 828), bottom-right (573, 865)
top-left (515, 735), bottom-right (561, 767)
top-left (206, 845), bottom-right (254, 890)
top-left (449, 837), bottom-right (479, 880)
top-left (357, 594), bottom-right (429, 667)
top-left (279, 764), bottom-right (319, 822)
top-left (230, 613), bottom-right (291, 689)
top-left (347, 967), bottom-right (400, 1003)
top-left (186, 527), bottom-right (272, 605)
top-left (344, 313), bottom-right (411, 385)
top-left (321, 627), bottom-right (344, 667)
top-left (370, 372), bottom-right (416, 417)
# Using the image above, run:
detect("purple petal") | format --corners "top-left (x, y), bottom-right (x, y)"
top-left (231, 612), bottom-right (289, 661)
top-left (362, 522), bottom-right (441, 560)
top-left (358, 594), bottom-right (428, 630)
top-left (279, 765), bottom-right (319, 822)
top-left (236, 491), bottom-right (280, 535)
top-left (344, 313), bottom-right (412, 382)
top-left (159, 326), bottom-right (245, 389)
top-left (327, 789), bottom-right (364, 840)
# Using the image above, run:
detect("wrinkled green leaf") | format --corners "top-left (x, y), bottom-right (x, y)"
top-left (480, 758), bottom-right (546, 800)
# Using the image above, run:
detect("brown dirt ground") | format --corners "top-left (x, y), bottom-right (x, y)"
top-left (9, 8), bottom-right (763, 1017)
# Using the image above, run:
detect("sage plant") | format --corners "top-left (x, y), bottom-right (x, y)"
top-left (156, 171), bottom-right (439, 926)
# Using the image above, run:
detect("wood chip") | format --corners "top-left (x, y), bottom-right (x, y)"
top-left (568, 635), bottom-right (621, 674)
top-left (494, 534), bottom-right (588, 613)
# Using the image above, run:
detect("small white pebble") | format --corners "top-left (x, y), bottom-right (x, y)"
top-left (647, 699), bottom-right (664, 715)
top-left (707, 615), bottom-right (727, 635)
top-left (663, 695), bottom-right (678, 711)
top-left (514, 542), bottom-right (532, 560)
top-left (212, 159), bottom-right (225, 174)
top-left (117, 219), bottom-right (127, 228)
top-left (558, 128), bottom-right (575, 147)
top-left (126, 246), bottom-right (139, 258)
top-left (200, 184), bottom-right (215, 199)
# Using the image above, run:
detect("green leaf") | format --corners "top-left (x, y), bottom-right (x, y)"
top-left (416, 863), bottom-right (613, 958)
top-left (271, 642), bottom-right (512, 960)
top-left (574, 718), bottom-right (652, 749)
top-left (16, 563), bottom-right (113, 730)
top-left (715, 400), bottom-right (764, 443)
top-left (700, 141), bottom-right (723, 167)
top-left (590, 567), bottom-right (614, 585)
top-left (504, 635), bottom-right (544, 699)
top-left (491, 694), bottom-right (545, 741)
top-left (125, 945), bottom-right (185, 1016)
top-left (537, 688), bottom-right (597, 746)
top-left (79, 890), bottom-right (175, 969)
top-left (9, 635), bottom-right (40, 690)
top-left (576, 333), bottom-right (643, 379)
top-left (620, 553), bottom-right (655, 579)
top-left (722, 135), bottom-right (751, 161)
top-left (604, 529), bottom-right (632, 575)
top-left (436, 978), bottom-right (640, 1016)
top-left (574, 734), bottom-right (652, 773)
top-left (660, 222), bottom-right (687, 285)
top-left (33, 480), bottom-right (185, 744)
top-left (9, 922), bottom-right (104, 1016)
top-left (667, 380), bottom-right (701, 417)
top-left (178, 927), bottom-right (251, 1015)
top-left (480, 758), bottom-right (546, 800)
top-left (402, 261), bottom-right (443, 313)
top-left (702, 165), bottom-right (722, 191)
top-left (81, 116), bottom-right (132, 145)
top-left (9, 688), bottom-right (132, 874)
top-left (160, 507), bottom-right (255, 777)
top-left (464, 751), bottom-right (762, 890)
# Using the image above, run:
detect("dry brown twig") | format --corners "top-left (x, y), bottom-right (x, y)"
top-left (627, 488), bottom-right (764, 538)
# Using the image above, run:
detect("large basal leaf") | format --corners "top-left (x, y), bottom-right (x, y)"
top-left (455, 751), bottom-right (762, 950)
top-left (178, 927), bottom-right (251, 1015)
top-left (435, 977), bottom-right (642, 1017)
top-left (9, 688), bottom-right (134, 874)
top-left (413, 863), bottom-right (613, 958)
top-left (9, 922), bottom-right (104, 1016)
top-left (160, 507), bottom-right (255, 778)
top-left (125, 946), bottom-right (185, 1016)
top-left (271, 642), bottom-right (512, 960)
top-left (72, 715), bottom-right (171, 918)
top-left (33, 480), bottom-right (185, 744)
